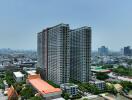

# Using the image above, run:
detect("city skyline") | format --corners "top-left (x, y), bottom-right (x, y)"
top-left (0, 0), bottom-right (132, 50)
top-left (0, 1), bottom-right (132, 100)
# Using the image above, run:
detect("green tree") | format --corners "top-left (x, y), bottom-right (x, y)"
top-left (5, 70), bottom-right (15, 86)
top-left (113, 66), bottom-right (132, 76)
top-left (16, 85), bottom-right (22, 94)
top-left (20, 85), bottom-right (34, 99)
top-left (0, 84), bottom-right (4, 89)
top-left (30, 96), bottom-right (42, 100)
top-left (105, 83), bottom-right (117, 94)
top-left (0, 79), bottom-right (4, 89)
top-left (46, 80), bottom-right (59, 88)
top-left (64, 93), bottom-right (70, 100)
top-left (79, 83), bottom-right (100, 94)
top-left (89, 84), bottom-right (99, 94)
top-left (96, 72), bottom-right (109, 80)
top-left (78, 85), bottom-right (87, 92)
top-left (102, 64), bottom-right (113, 69)
top-left (13, 82), bottom-right (23, 94)
top-left (36, 67), bottom-right (41, 74)
top-left (120, 81), bottom-right (132, 91)
top-left (83, 98), bottom-right (89, 100)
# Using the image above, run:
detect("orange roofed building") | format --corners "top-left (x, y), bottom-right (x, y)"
top-left (7, 86), bottom-right (18, 100)
top-left (27, 74), bottom-right (62, 100)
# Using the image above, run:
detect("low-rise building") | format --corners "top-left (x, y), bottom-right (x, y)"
top-left (60, 83), bottom-right (78, 96)
top-left (26, 70), bottom-right (36, 75)
top-left (89, 80), bottom-right (105, 90)
top-left (13, 72), bottom-right (24, 82)
top-left (27, 74), bottom-right (62, 100)
top-left (91, 66), bottom-right (111, 73)
top-left (6, 86), bottom-right (18, 100)
top-left (52, 97), bottom-right (65, 100)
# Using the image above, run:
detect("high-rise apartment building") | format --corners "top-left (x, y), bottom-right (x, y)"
top-left (37, 24), bottom-right (70, 84)
top-left (37, 23), bottom-right (91, 85)
top-left (123, 46), bottom-right (132, 56)
top-left (69, 27), bottom-right (91, 82)
top-left (98, 46), bottom-right (109, 56)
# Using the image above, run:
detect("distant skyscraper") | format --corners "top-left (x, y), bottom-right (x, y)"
top-left (98, 46), bottom-right (109, 56)
top-left (123, 46), bottom-right (132, 56)
top-left (120, 48), bottom-right (124, 56)
top-left (37, 23), bottom-right (91, 85)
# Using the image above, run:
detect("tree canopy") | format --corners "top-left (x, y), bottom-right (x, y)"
top-left (30, 96), bottom-right (42, 100)
top-left (113, 66), bottom-right (132, 76)
top-left (96, 72), bottom-right (109, 80)
top-left (5, 70), bottom-right (15, 86)
top-left (20, 85), bottom-right (34, 99)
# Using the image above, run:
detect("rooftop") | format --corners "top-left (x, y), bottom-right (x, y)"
top-left (13, 72), bottom-right (24, 77)
top-left (91, 66), bottom-right (111, 73)
top-left (7, 86), bottom-right (18, 99)
top-left (60, 83), bottom-right (78, 89)
top-left (27, 74), bottom-right (62, 95)
top-left (52, 97), bottom-right (65, 100)
top-left (90, 80), bottom-right (105, 84)
top-left (26, 70), bottom-right (36, 75)
top-left (61, 83), bottom-right (78, 87)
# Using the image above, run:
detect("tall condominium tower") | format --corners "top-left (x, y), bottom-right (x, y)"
top-left (37, 24), bottom-right (70, 85)
top-left (37, 23), bottom-right (91, 85)
top-left (69, 27), bottom-right (91, 82)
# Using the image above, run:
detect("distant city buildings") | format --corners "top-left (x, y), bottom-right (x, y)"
top-left (37, 23), bottom-right (91, 85)
top-left (98, 46), bottom-right (109, 56)
top-left (0, 50), bottom-right (37, 72)
top-left (121, 46), bottom-right (132, 56)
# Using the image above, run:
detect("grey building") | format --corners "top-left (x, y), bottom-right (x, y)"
top-left (98, 46), bottom-right (109, 56)
top-left (37, 24), bottom-right (70, 84)
top-left (37, 32), bottom-right (46, 79)
top-left (37, 23), bottom-right (91, 85)
top-left (69, 27), bottom-right (91, 82)
top-left (123, 46), bottom-right (132, 56)
top-left (89, 80), bottom-right (105, 90)
top-left (60, 83), bottom-right (78, 96)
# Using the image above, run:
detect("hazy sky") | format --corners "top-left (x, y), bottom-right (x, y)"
top-left (0, 0), bottom-right (132, 51)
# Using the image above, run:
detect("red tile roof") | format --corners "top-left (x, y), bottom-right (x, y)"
top-left (7, 86), bottom-right (18, 100)
top-left (27, 74), bottom-right (61, 95)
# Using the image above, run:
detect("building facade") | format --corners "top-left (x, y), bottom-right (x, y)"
top-left (37, 31), bottom-right (47, 79)
top-left (60, 83), bottom-right (78, 96)
top-left (37, 23), bottom-right (91, 85)
top-left (89, 80), bottom-right (105, 90)
top-left (123, 46), bottom-right (132, 56)
top-left (98, 46), bottom-right (109, 56)
top-left (69, 27), bottom-right (91, 82)
top-left (13, 72), bottom-right (24, 82)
